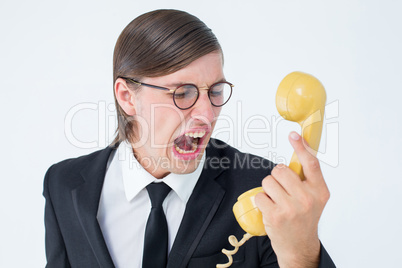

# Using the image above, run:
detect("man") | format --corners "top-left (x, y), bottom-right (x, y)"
top-left (44, 9), bottom-right (335, 267)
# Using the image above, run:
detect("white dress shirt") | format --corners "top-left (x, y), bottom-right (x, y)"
top-left (97, 141), bottom-right (204, 268)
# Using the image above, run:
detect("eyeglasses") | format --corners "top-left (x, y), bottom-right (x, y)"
top-left (119, 76), bottom-right (234, 110)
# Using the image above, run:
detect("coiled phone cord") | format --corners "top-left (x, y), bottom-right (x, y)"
top-left (216, 232), bottom-right (253, 268)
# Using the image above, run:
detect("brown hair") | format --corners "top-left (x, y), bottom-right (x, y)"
top-left (112, 9), bottom-right (222, 145)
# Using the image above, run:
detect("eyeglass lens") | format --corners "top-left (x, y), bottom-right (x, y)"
top-left (173, 82), bottom-right (232, 109)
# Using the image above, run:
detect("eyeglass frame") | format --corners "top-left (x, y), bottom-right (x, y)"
top-left (118, 76), bottom-right (234, 110)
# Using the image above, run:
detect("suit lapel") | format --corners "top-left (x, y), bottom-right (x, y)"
top-left (71, 145), bottom-right (117, 267)
top-left (167, 145), bottom-right (227, 268)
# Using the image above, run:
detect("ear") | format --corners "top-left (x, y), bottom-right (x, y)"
top-left (115, 78), bottom-right (136, 116)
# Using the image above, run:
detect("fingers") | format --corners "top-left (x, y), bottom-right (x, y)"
top-left (260, 175), bottom-right (287, 204)
top-left (259, 162), bottom-right (307, 206)
top-left (288, 131), bottom-right (323, 184)
top-left (254, 191), bottom-right (274, 227)
top-left (270, 164), bottom-right (304, 196)
top-left (257, 165), bottom-right (304, 209)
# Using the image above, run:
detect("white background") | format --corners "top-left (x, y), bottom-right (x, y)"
top-left (1, 0), bottom-right (401, 267)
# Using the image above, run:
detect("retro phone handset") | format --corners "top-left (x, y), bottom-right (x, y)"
top-left (217, 72), bottom-right (327, 268)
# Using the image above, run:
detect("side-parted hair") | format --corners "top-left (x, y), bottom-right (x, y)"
top-left (112, 9), bottom-right (222, 145)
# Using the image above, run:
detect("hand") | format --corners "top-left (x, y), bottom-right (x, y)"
top-left (255, 131), bottom-right (330, 268)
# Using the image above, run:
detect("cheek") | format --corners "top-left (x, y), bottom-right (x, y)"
top-left (213, 106), bottom-right (222, 118)
top-left (152, 106), bottom-right (186, 140)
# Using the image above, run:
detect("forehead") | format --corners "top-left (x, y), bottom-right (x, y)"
top-left (142, 52), bottom-right (224, 87)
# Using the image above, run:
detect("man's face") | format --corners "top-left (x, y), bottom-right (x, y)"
top-left (130, 52), bottom-right (224, 178)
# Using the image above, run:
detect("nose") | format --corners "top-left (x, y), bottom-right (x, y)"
top-left (190, 91), bottom-right (219, 123)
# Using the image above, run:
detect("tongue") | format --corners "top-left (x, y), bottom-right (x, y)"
top-left (175, 135), bottom-right (195, 151)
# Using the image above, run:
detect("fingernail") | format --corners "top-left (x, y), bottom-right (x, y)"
top-left (290, 131), bottom-right (300, 140)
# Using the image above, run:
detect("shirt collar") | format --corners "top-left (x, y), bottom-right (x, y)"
top-left (117, 140), bottom-right (205, 203)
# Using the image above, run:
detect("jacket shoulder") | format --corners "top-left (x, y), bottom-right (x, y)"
top-left (47, 148), bottom-right (106, 174)
top-left (44, 145), bottom-right (116, 192)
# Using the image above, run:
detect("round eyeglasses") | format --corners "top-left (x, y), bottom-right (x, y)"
top-left (119, 77), bottom-right (234, 110)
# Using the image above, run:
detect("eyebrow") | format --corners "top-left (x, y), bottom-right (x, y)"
top-left (163, 82), bottom-right (185, 88)
top-left (163, 78), bottom-right (227, 88)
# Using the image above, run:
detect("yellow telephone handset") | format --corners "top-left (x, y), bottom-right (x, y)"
top-left (276, 71), bottom-right (326, 180)
top-left (217, 72), bottom-right (326, 267)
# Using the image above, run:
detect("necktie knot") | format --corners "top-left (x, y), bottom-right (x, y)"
top-left (146, 182), bottom-right (171, 208)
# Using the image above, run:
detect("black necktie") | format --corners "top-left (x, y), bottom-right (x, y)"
top-left (143, 182), bottom-right (171, 268)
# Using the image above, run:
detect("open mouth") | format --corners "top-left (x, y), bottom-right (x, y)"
top-left (173, 130), bottom-right (207, 157)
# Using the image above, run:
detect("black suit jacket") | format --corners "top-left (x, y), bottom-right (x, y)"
top-left (44, 138), bottom-right (335, 267)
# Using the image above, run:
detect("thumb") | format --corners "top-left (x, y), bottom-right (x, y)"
top-left (288, 131), bottom-right (322, 183)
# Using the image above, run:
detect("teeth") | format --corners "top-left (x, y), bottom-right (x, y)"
top-left (175, 131), bottom-right (206, 155)
top-left (175, 140), bottom-right (198, 154)
top-left (184, 131), bottom-right (206, 138)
